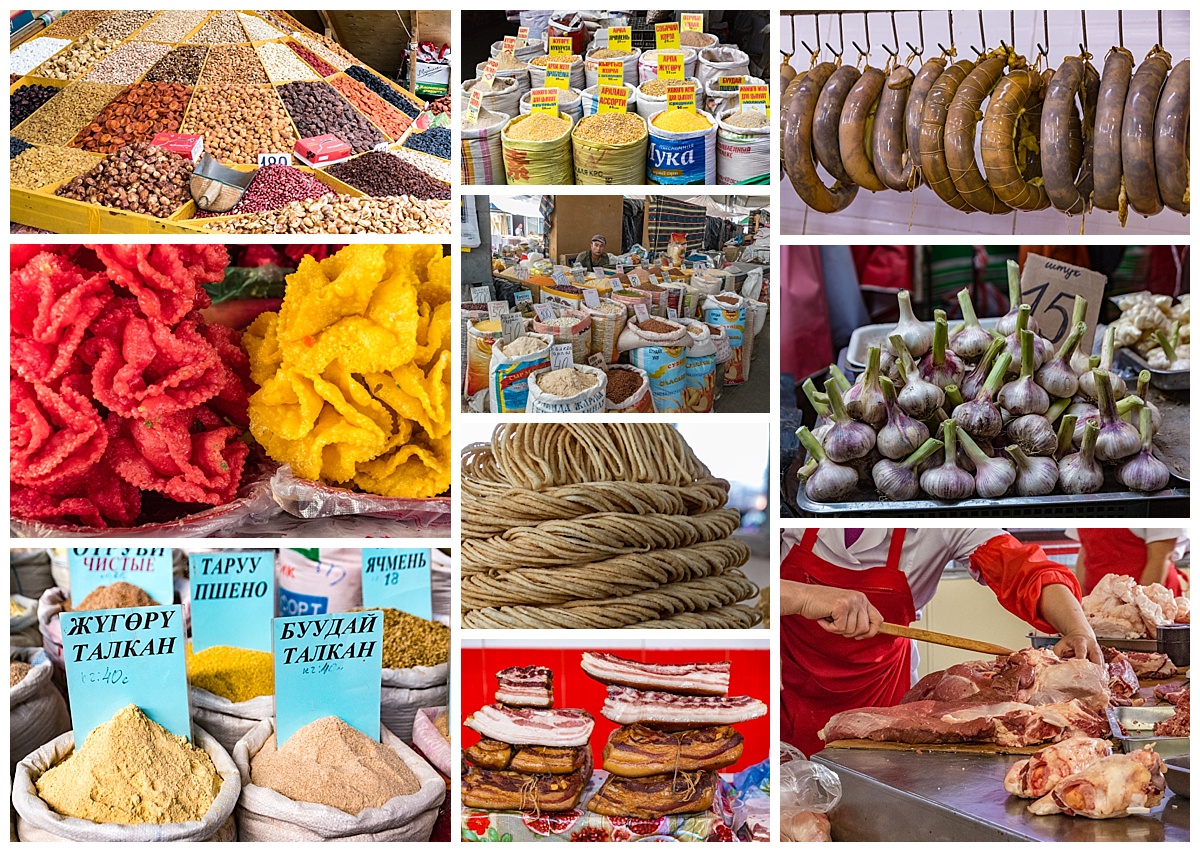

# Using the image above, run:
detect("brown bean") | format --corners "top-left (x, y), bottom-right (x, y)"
top-left (812, 64), bottom-right (860, 184)
top-left (1092, 47), bottom-right (1135, 212)
top-left (872, 65), bottom-right (914, 192)
top-left (1154, 59), bottom-right (1189, 215)
top-left (945, 51), bottom-right (1011, 214)
top-left (783, 62), bottom-right (857, 213)
top-left (919, 58), bottom-right (976, 211)
top-left (905, 56), bottom-right (947, 188)
top-left (1122, 49), bottom-right (1172, 217)
top-left (839, 66), bottom-right (887, 192)
top-left (1041, 56), bottom-right (1101, 215)
top-left (981, 68), bottom-right (1050, 211)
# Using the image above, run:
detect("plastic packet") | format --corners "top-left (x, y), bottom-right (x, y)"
top-left (270, 465), bottom-right (450, 529)
top-left (779, 742), bottom-right (841, 842)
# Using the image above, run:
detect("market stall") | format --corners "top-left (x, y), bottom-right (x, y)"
top-left (461, 193), bottom-right (770, 414)
top-left (779, 10), bottom-right (1190, 236)
top-left (780, 245), bottom-right (1190, 517)
top-left (9, 10), bottom-right (451, 234)
top-left (10, 546), bottom-right (451, 842)
top-left (10, 243), bottom-right (451, 536)
top-left (460, 10), bottom-right (770, 187)
top-left (460, 639), bottom-right (769, 841)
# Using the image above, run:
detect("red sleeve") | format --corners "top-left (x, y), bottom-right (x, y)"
top-left (969, 534), bottom-right (1082, 633)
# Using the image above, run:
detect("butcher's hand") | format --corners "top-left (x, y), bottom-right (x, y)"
top-left (781, 580), bottom-right (883, 639)
top-left (1038, 583), bottom-right (1104, 664)
top-left (1053, 631), bottom-right (1104, 665)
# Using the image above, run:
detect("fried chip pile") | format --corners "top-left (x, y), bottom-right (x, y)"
top-left (243, 245), bottom-right (451, 499)
top-left (10, 245), bottom-right (253, 529)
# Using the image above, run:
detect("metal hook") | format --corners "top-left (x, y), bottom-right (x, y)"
top-left (1035, 10), bottom-right (1049, 61)
top-left (1080, 10), bottom-right (1088, 54)
top-left (1010, 11), bottom-right (1015, 47)
top-left (850, 10), bottom-right (870, 63)
top-left (1158, 10), bottom-right (1163, 50)
top-left (971, 9), bottom-right (985, 55)
top-left (789, 12), bottom-right (796, 54)
top-left (947, 10), bottom-right (954, 49)
top-left (888, 11), bottom-right (900, 56)
top-left (1118, 11), bottom-right (1124, 49)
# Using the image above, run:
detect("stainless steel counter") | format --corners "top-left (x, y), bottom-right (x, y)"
top-left (813, 747), bottom-right (1189, 842)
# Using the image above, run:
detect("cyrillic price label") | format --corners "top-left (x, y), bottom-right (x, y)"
top-left (516, 25), bottom-right (529, 46)
top-left (68, 548), bottom-right (174, 610)
top-left (481, 59), bottom-right (498, 89)
top-left (548, 36), bottom-right (573, 56)
top-left (681, 13), bottom-right (704, 33)
top-left (466, 89), bottom-right (483, 124)
top-left (667, 306), bottom-right (679, 320)
top-left (471, 284), bottom-right (491, 303)
top-left (655, 22), bottom-right (680, 50)
top-left (549, 344), bottom-right (574, 370)
top-left (551, 268), bottom-right (571, 288)
top-left (501, 35), bottom-right (518, 55)
top-left (582, 287), bottom-right (600, 307)
top-left (500, 312), bottom-right (525, 344)
top-left (657, 51), bottom-right (684, 81)
top-left (608, 26), bottom-right (631, 52)
top-left (667, 84), bottom-right (697, 112)
top-left (545, 59), bottom-right (572, 89)
top-left (189, 551), bottom-right (274, 653)
top-left (597, 84), bottom-right (629, 114)
top-left (533, 302), bottom-right (557, 321)
top-left (588, 353), bottom-right (608, 369)
top-left (633, 303), bottom-right (650, 322)
top-left (739, 83), bottom-right (769, 115)
top-left (487, 300), bottom-right (509, 319)
top-left (718, 75), bottom-right (746, 91)
top-left (529, 87), bottom-right (559, 116)
top-left (361, 548), bottom-right (432, 618)
top-left (597, 60), bottom-right (624, 88)
top-left (514, 289), bottom-right (533, 305)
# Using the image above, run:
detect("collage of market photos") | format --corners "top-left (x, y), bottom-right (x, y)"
top-left (6, 6), bottom-right (1192, 844)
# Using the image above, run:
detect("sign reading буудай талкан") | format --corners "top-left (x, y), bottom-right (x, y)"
top-left (273, 610), bottom-right (383, 745)
top-left (68, 547), bottom-right (175, 609)
top-left (60, 604), bottom-right (191, 743)
top-left (361, 548), bottom-right (432, 619)
top-left (189, 551), bottom-right (275, 653)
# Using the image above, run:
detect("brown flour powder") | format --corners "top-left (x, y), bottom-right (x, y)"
top-left (536, 367), bottom-right (598, 397)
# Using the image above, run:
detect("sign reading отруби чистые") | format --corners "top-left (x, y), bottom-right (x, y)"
top-left (189, 551), bottom-right (275, 653)
top-left (68, 547), bottom-right (174, 609)
top-left (60, 605), bottom-right (191, 744)
top-left (273, 610), bottom-right (383, 746)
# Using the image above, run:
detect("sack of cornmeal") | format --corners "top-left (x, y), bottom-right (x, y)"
top-left (526, 364), bottom-right (608, 413)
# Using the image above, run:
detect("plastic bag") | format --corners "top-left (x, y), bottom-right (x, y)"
top-left (779, 742), bottom-right (842, 842)
top-left (411, 707), bottom-right (451, 777)
top-left (380, 663), bottom-right (450, 742)
top-left (269, 466), bottom-right (450, 528)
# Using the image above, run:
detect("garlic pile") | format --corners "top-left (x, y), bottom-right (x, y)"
top-left (798, 263), bottom-right (1176, 504)
top-left (1112, 291), bottom-right (1190, 370)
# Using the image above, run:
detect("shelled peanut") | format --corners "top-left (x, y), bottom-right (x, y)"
top-left (328, 74), bottom-right (411, 140)
top-left (181, 85), bottom-right (298, 163)
top-left (33, 32), bottom-right (122, 80)
top-left (70, 82), bottom-right (191, 154)
top-left (199, 44), bottom-right (269, 84)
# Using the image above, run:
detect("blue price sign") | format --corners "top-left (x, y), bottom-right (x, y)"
top-left (189, 552), bottom-right (275, 653)
top-left (60, 605), bottom-right (190, 744)
top-left (68, 548), bottom-right (174, 609)
top-left (273, 611), bottom-right (383, 746)
top-left (361, 548), bottom-right (432, 618)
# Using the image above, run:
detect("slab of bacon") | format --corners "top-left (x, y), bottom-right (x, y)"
top-left (601, 685), bottom-right (767, 728)
top-left (581, 651), bottom-right (730, 696)
top-left (466, 704), bottom-right (594, 747)
top-left (495, 665), bottom-right (554, 708)
top-left (602, 724), bottom-right (744, 777)
top-left (462, 751), bottom-right (593, 812)
top-left (1027, 747), bottom-right (1166, 818)
top-left (587, 770), bottom-right (717, 818)
top-left (1004, 736), bottom-right (1113, 798)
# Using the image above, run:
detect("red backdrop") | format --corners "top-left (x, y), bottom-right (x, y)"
top-left (461, 647), bottom-right (770, 772)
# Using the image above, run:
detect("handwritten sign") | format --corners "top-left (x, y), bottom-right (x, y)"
top-left (466, 89), bottom-right (483, 123)
top-left (471, 284), bottom-right (492, 304)
top-left (582, 287), bottom-right (601, 307)
top-left (667, 306), bottom-right (680, 320)
top-left (655, 22), bottom-right (680, 50)
top-left (487, 300), bottom-right (509, 319)
top-left (274, 611), bottom-right (383, 746)
top-left (597, 84), bottom-right (629, 114)
top-left (188, 552), bottom-right (274, 653)
top-left (500, 312), bottom-right (525, 344)
top-left (608, 26), bottom-right (631, 52)
top-left (68, 548), bottom-right (174, 609)
top-left (481, 59), bottom-right (498, 89)
top-left (361, 548), bottom-right (432, 618)
top-left (739, 84), bottom-right (769, 115)
top-left (633, 302), bottom-right (650, 322)
top-left (657, 51), bottom-right (684, 81)
top-left (681, 13), bottom-right (704, 33)
top-left (533, 302), bottom-right (557, 321)
top-left (588, 353), bottom-right (608, 369)
top-left (719, 75), bottom-right (746, 91)
top-left (1020, 253), bottom-right (1105, 351)
top-left (597, 60), bottom-right (624, 88)
top-left (529, 87), bottom-right (559, 117)
top-left (551, 268), bottom-right (571, 288)
top-left (649, 274), bottom-right (661, 286)
top-left (514, 265), bottom-right (530, 281)
top-left (545, 58), bottom-right (572, 89)
top-left (549, 344), bottom-right (575, 370)
top-left (61, 605), bottom-right (189, 744)
top-left (667, 84), bottom-right (697, 112)
top-left (548, 36), bottom-right (573, 57)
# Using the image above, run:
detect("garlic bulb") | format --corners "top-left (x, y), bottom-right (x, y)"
top-left (877, 377), bottom-right (930, 460)
top-left (823, 377), bottom-right (877, 462)
top-left (954, 351), bottom-right (1012, 439)
top-left (884, 289), bottom-right (933, 358)
top-left (872, 438), bottom-right (944, 501)
top-left (1007, 445), bottom-right (1059, 496)
top-left (1115, 407), bottom-right (1171, 493)
top-left (1058, 420), bottom-right (1104, 494)
top-left (844, 346), bottom-right (887, 427)
top-left (797, 426), bottom-right (859, 503)
top-left (919, 312), bottom-right (965, 390)
top-left (1034, 321), bottom-right (1086, 399)
top-left (1006, 412), bottom-right (1058, 457)
top-left (960, 337), bottom-right (1006, 400)
top-left (1129, 370), bottom-right (1162, 434)
top-left (950, 289), bottom-right (995, 361)
top-left (1064, 295), bottom-right (1092, 374)
top-left (891, 334), bottom-right (944, 419)
top-left (1092, 370), bottom-right (1140, 462)
top-left (956, 425), bottom-right (1017, 498)
top-left (1003, 305), bottom-right (1051, 374)
top-left (996, 259), bottom-right (1041, 336)
top-left (998, 329), bottom-right (1050, 416)
top-left (919, 420), bottom-right (976, 500)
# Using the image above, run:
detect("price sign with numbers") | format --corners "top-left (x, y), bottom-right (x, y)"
top-left (529, 87), bottom-right (560, 116)
top-left (667, 306), bottom-right (679, 320)
top-left (189, 551), bottom-right (274, 653)
top-left (633, 302), bottom-right (650, 322)
top-left (258, 152), bottom-right (291, 166)
top-left (487, 300), bottom-right (509, 319)
top-left (533, 302), bottom-right (557, 321)
top-left (548, 36), bottom-right (573, 56)
top-left (549, 343), bottom-right (574, 369)
top-left (667, 84), bottom-right (696, 112)
top-left (739, 84), bottom-right (769, 115)
top-left (655, 22), bottom-right (680, 50)
top-left (361, 548), bottom-right (432, 618)
top-left (597, 60), bottom-right (623, 88)
top-left (681, 13), bottom-right (704, 32)
top-left (597, 85), bottom-right (628, 113)
top-left (582, 287), bottom-right (600, 307)
top-left (588, 352), bottom-right (608, 369)
top-left (656, 52), bottom-right (684, 81)
top-left (471, 284), bottom-right (492, 303)
top-left (500, 312), bottom-right (525, 344)
top-left (551, 268), bottom-right (571, 288)
top-left (545, 59), bottom-right (572, 89)
top-left (608, 26), bottom-right (631, 52)
top-left (1020, 253), bottom-right (1105, 352)
top-left (718, 75), bottom-right (746, 91)
top-left (516, 25), bottom-right (529, 45)
top-left (466, 89), bottom-right (483, 124)
top-left (649, 274), bottom-right (661, 286)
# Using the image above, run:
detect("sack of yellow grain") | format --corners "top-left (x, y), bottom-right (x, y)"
top-left (570, 112), bottom-right (648, 185)
top-left (716, 106), bottom-right (771, 185)
top-left (501, 112), bottom-right (574, 185)
top-left (647, 108), bottom-right (717, 185)
top-left (635, 77), bottom-right (702, 120)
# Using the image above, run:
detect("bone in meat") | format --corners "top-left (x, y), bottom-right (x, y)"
top-left (466, 704), bottom-right (594, 747)
top-left (495, 665), bottom-right (554, 707)
top-left (581, 651), bottom-right (731, 696)
top-left (1027, 747), bottom-right (1166, 818)
top-left (1102, 648), bottom-right (1140, 698)
top-left (1004, 736), bottom-right (1113, 798)
top-left (601, 685), bottom-right (767, 727)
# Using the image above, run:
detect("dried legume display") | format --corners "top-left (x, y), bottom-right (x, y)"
top-left (10, 10), bottom-right (451, 234)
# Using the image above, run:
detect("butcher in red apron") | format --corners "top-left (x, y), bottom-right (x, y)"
top-left (780, 528), bottom-right (1100, 757)
top-left (1071, 529), bottom-right (1186, 596)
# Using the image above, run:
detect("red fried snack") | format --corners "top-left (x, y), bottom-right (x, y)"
top-left (199, 321), bottom-right (254, 429)
top-left (11, 252), bottom-right (113, 383)
top-left (88, 245), bottom-right (227, 325)
top-left (10, 374), bottom-right (107, 488)
top-left (11, 435), bottom-right (141, 529)
top-left (108, 406), bottom-right (248, 505)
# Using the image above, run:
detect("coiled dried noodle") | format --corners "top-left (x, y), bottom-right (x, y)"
top-left (460, 424), bottom-right (760, 629)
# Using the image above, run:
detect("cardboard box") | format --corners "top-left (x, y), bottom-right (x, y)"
top-left (413, 60), bottom-right (450, 97)
top-left (151, 132), bottom-right (203, 163)
top-left (293, 134), bottom-right (352, 167)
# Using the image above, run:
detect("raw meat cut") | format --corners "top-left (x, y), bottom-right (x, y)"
top-left (1102, 648), bottom-right (1140, 698)
top-left (1027, 747), bottom-right (1166, 818)
top-left (1153, 687), bottom-right (1189, 737)
top-left (903, 659), bottom-right (998, 702)
top-left (581, 651), bottom-right (731, 696)
top-left (601, 685), bottom-right (768, 727)
top-left (465, 704), bottom-right (595, 747)
top-left (1004, 736), bottom-right (1112, 798)
top-left (495, 665), bottom-right (554, 707)
top-left (1173, 596), bottom-right (1189, 623)
top-left (781, 811), bottom-right (832, 842)
top-left (1153, 681), bottom-right (1187, 704)
top-left (1082, 574), bottom-right (1175, 638)
top-left (901, 649), bottom-right (1111, 712)
top-left (1123, 651), bottom-right (1179, 680)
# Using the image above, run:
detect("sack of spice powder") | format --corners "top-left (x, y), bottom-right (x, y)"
top-left (526, 364), bottom-right (608, 414)
top-left (617, 317), bottom-right (692, 413)
top-left (232, 718), bottom-right (444, 841)
top-left (703, 291), bottom-right (747, 385)
top-left (13, 723), bottom-right (240, 841)
top-left (681, 320), bottom-right (717, 413)
top-left (488, 333), bottom-right (553, 414)
top-left (9, 648), bottom-right (70, 779)
top-left (604, 364), bottom-right (654, 413)
top-left (583, 298), bottom-right (628, 363)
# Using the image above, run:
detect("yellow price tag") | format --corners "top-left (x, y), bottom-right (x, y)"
top-left (466, 89), bottom-right (483, 123)
top-left (501, 35), bottom-right (518, 55)
top-left (544, 59), bottom-right (572, 90)
top-left (529, 87), bottom-right (560, 117)
top-left (666, 84), bottom-right (696, 112)
top-left (597, 60), bottom-right (624, 88)
top-left (608, 26), bottom-right (631, 52)
top-left (656, 51), bottom-right (684, 81)
top-left (655, 22), bottom-right (680, 50)
top-left (739, 83), bottom-right (769, 116)
top-left (681, 13), bottom-right (704, 33)
top-left (481, 59), bottom-right (498, 90)
top-left (516, 25), bottom-right (529, 47)
top-left (548, 36), bottom-right (573, 57)
top-left (718, 75), bottom-right (746, 91)
top-left (597, 85), bottom-right (628, 114)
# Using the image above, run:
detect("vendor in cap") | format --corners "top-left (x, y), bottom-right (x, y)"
top-left (574, 234), bottom-right (615, 271)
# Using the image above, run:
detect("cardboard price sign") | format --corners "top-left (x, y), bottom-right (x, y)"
top-left (544, 58), bottom-right (572, 89)
top-left (667, 84), bottom-right (697, 112)
top-left (481, 59), bottom-right (498, 89)
top-left (189, 551), bottom-right (274, 653)
top-left (529, 87), bottom-right (559, 117)
top-left (588, 353), bottom-right (608, 369)
top-left (501, 35), bottom-right (518, 55)
top-left (582, 287), bottom-right (601, 307)
top-left (548, 36), bottom-right (573, 56)
top-left (655, 22), bottom-right (680, 50)
top-left (500, 312), bottom-right (525, 344)
top-left (516, 25), bottom-right (529, 45)
top-left (470, 284), bottom-right (492, 304)
top-left (68, 548), bottom-right (174, 610)
top-left (608, 26), bottom-right (631, 52)
top-left (739, 84), bottom-right (769, 115)
top-left (549, 343), bottom-right (575, 370)
top-left (487, 300), bottom-right (509, 319)
top-left (718, 75), bottom-right (746, 91)
top-left (656, 51), bottom-right (684, 81)
top-left (466, 89), bottom-right (483, 124)
top-left (681, 13), bottom-right (704, 33)
top-left (597, 84), bottom-right (629, 113)
top-left (633, 302), bottom-right (651, 322)
top-left (551, 268), bottom-right (571, 288)
top-left (597, 60), bottom-right (624, 88)
top-left (61, 605), bottom-right (189, 744)
top-left (1020, 253), bottom-right (1105, 351)
top-left (361, 548), bottom-right (432, 618)
top-left (533, 302), bottom-right (557, 322)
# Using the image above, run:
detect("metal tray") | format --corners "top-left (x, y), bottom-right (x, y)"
top-left (1106, 706), bottom-right (1190, 758)
top-left (1166, 756), bottom-right (1190, 799)
top-left (846, 317), bottom-right (1000, 368)
top-left (1114, 347), bottom-right (1190, 391)
top-left (1028, 631), bottom-right (1158, 654)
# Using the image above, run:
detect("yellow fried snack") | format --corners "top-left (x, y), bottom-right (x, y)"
top-left (244, 245), bottom-right (451, 498)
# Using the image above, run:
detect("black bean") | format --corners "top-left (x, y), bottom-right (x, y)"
top-left (276, 80), bottom-right (386, 154)
top-left (11, 85), bottom-right (61, 128)
top-left (142, 46), bottom-right (209, 85)
top-left (11, 137), bottom-right (33, 159)
top-left (403, 126), bottom-right (450, 161)
top-left (345, 65), bottom-right (421, 118)
top-left (325, 151), bottom-right (450, 200)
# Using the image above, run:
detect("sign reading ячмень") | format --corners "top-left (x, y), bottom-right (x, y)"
top-left (60, 604), bottom-right (190, 744)
top-left (68, 547), bottom-right (174, 609)
top-left (273, 610), bottom-right (383, 745)
top-left (188, 551), bottom-right (275, 653)
top-left (362, 548), bottom-right (433, 617)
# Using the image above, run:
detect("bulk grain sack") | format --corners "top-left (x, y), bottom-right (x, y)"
top-left (277, 548), bottom-right (363, 617)
top-left (489, 333), bottom-right (552, 414)
top-left (716, 107), bottom-right (770, 185)
top-left (618, 317), bottom-right (693, 412)
top-left (584, 298), bottom-right (628, 363)
top-left (502, 112), bottom-right (574, 185)
top-left (648, 108), bottom-right (717, 185)
top-left (581, 82), bottom-right (636, 116)
top-left (187, 644), bottom-right (275, 755)
top-left (532, 313), bottom-right (592, 363)
top-left (695, 45), bottom-right (751, 90)
top-left (363, 607), bottom-right (451, 742)
top-left (604, 363), bottom-right (654, 412)
top-left (10, 649), bottom-right (70, 778)
top-left (704, 292), bottom-right (748, 385)
top-left (526, 365), bottom-right (608, 413)
top-left (463, 76), bottom-right (522, 120)
top-left (460, 105), bottom-right (509, 185)
top-left (682, 320), bottom-right (718, 412)
top-left (571, 111), bottom-right (648, 185)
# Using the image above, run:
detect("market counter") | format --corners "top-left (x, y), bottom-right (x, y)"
top-left (813, 747), bottom-right (1188, 842)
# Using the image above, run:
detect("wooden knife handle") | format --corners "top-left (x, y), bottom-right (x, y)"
top-left (880, 622), bottom-right (1014, 656)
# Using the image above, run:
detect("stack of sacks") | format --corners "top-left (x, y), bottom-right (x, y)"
top-left (463, 666), bottom-right (595, 811)
top-left (582, 652), bottom-right (767, 818)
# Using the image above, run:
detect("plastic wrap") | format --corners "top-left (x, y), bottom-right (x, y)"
top-left (779, 742), bottom-right (841, 842)
top-left (270, 465), bottom-right (450, 529)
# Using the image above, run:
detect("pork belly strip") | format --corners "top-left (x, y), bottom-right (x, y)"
top-left (581, 651), bottom-right (731, 696)
top-left (603, 724), bottom-right (744, 777)
top-left (495, 665), bottom-right (554, 707)
top-left (462, 751), bottom-right (593, 812)
top-left (601, 685), bottom-right (767, 726)
top-left (463, 738), bottom-right (587, 775)
top-left (587, 770), bottom-right (717, 818)
top-left (466, 704), bottom-right (594, 747)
